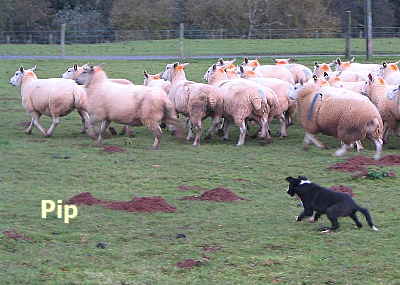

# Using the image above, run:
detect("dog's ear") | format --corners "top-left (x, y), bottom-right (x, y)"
top-left (286, 176), bottom-right (296, 183)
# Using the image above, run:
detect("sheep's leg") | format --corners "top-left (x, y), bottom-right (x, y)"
top-left (146, 121), bottom-right (162, 150)
top-left (186, 119), bottom-right (194, 141)
top-left (278, 114), bottom-right (288, 137)
top-left (382, 127), bottom-right (391, 144)
top-left (191, 120), bottom-right (202, 147)
top-left (223, 119), bottom-right (231, 140)
top-left (236, 120), bottom-right (247, 146)
top-left (373, 138), bottom-right (383, 160)
top-left (334, 143), bottom-right (351, 156)
top-left (25, 118), bottom-right (34, 135)
top-left (31, 112), bottom-right (47, 136)
top-left (46, 116), bottom-right (60, 137)
top-left (355, 140), bottom-right (364, 152)
top-left (77, 110), bottom-right (89, 134)
top-left (204, 116), bottom-right (221, 140)
top-left (303, 132), bottom-right (325, 150)
top-left (217, 118), bottom-right (225, 136)
top-left (259, 117), bottom-right (272, 143)
top-left (95, 120), bottom-right (110, 146)
top-left (119, 125), bottom-right (134, 137)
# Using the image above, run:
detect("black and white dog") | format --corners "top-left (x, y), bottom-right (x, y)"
top-left (286, 176), bottom-right (379, 233)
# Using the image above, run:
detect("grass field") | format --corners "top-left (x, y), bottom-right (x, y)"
top-left (1, 58), bottom-right (400, 285)
top-left (1, 38), bottom-right (400, 57)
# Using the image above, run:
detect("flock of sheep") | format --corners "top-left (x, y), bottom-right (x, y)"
top-left (8, 56), bottom-right (400, 159)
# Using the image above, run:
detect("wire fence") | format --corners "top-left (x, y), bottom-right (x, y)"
top-left (0, 26), bottom-right (399, 57)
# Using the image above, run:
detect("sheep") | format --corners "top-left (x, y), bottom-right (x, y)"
top-left (143, 71), bottom-right (171, 94)
top-left (323, 72), bottom-right (367, 94)
top-left (63, 64), bottom-right (135, 137)
top-left (62, 64), bottom-right (134, 85)
top-left (75, 65), bottom-right (184, 148)
top-left (241, 57), bottom-right (295, 85)
top-left (204, 64), bottom-right (272, 145)
top-left (363, 74), bottom-right (400, 144)
top-left (272, 58), bottom-right (313, 84)
top-left (9, 66), bottom-right (90, 137)
top-left (161, 62), bottom-right (224, 146)
top-left (239, 66), bottom-right (295, 137)
top-left (314, 61), bottom-right (367, 82)
top-left (379, 61), bottom-right (400, 85)
top-left (335, 57), bottom-right (380, 74)
top-left (292, 82), bottom-right (384, 159)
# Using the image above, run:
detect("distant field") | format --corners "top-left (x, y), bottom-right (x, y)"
top-left (0, 38), bottom-right (400, 57)
top-left (1, 58), bottom-right (400, 284)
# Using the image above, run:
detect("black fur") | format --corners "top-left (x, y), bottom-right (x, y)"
top-left (286, 176), bottom-right (377, 232)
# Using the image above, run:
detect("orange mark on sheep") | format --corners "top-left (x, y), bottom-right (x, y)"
top-left (377, 78), bottom-right (385, 85)
top-left (248, 60), bottom-right (260, 67)
top-left (245, 71), bottom-right (257, 77)
top-left (175, 65), bottom-right (185, 71)
top-left (320, 64), bottom-right (331, 72)
top-left (389, 64), bottom-right (399, 71)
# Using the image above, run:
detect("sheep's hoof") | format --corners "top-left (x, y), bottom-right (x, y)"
top-left (150, 145), bottom-right (160, 150)
top-left (92, 142), bottom-right (103, 147)
top-left (24, 130), bottom-right (32, 135)
top-left (192, 143), bottom-right (200, 147)
top-left (44, 133), bottom-right (52, 138)
top-left (80, 129), bottom-right (86, 134)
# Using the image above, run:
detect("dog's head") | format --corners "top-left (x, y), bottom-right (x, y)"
top-left (285, 176), bottom-right (310, 196)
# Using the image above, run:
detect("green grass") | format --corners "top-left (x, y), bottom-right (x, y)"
top-left (1, 37), bottom-right (400, 57)
top-left (1, 58), bottom-right (400, 284)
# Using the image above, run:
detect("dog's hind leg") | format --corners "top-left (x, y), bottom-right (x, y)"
top-left (309, 211), bottom-right (322, 223)
top-left (357, 207), bottom-right (379, 231)
top-left (350, 212), bottom-right (363, 228)
top-left (323, 207), bottom-right (340, 232)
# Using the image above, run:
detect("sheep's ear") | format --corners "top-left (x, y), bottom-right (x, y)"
top-left (299, 79), bottom-right (304, 86)
top-left (31, 65), bottom-right (37, 72)
top-left (212, 64), bottom-right (217, 71)
top-left (173, 62), bottom-right (179, 69)
top-left (350, 57), bottom-right (355, 62)
top-left (382, 62), bottom-right (387, 68)
top-left (239, 65), bottom-right (245, 73)
top-left (182, 63), bottom-right (190, 68)
top-left (314, 62), bottom-right (319, 67)
top-left (73, 64), bottom-right (78, 71)
top-left (219, 58), bottom-right (224, 65)
top-left (289, 57), bottom-right (295, 62)
top-left (244, 57), bottom-right (249, 64)
top-left (19, 66), bottom-right (24, 73)
top-left (368, 73), bottom-right (373, 82)
top-left (231, 58), bottom-right (236, 63)
top-left (143, 70), bottom-right (149, 78)
top-left (323, 72), bottom-right (329, 79)
top-left (336, 58), bottom-right (341, 65)
top-left (313, 74), bottom-right (318, 81)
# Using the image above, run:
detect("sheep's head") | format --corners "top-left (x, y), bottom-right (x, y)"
top-left (75, 64), bottom-right (97, 85)
top-left (9, 66), bottom-right (36, 87)
top-left (62, 64), bottom-right (82, 80)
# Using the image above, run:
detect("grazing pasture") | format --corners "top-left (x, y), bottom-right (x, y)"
top-left (1, 58), bottom-right (400, 284)
top-left (1, 38), bottom-right (400, 57)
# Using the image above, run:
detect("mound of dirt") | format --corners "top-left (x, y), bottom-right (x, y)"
top-left (67, 192), bottom-right (176, 213)
top-left (180, 187), bottom-right (246, 202)
top-left (176, 259), bottom-right (202, 269)
top-left (328, 155), bottom-right (400, 173)
top-left (330, 185), bottom-right (354, 197)
top-left (103, 145), bottom-right (126, 153)
top-left (3, 229), bottom-right (31, 241)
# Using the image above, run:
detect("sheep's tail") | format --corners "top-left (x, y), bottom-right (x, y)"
top-left (163, 100), bottom-right (185, 138)
top-left (356, 206), bottom-right (379, 231)
top-left (366, 118), bottom-right (383, 139)
top-left (249, 91), bottom-right (267, 117)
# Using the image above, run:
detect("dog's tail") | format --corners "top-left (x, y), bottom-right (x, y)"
top-left (357, 206), bottom-right (379, 231)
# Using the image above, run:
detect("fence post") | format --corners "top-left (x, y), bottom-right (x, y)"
top-left (6, 35), bottom-right (10, 44)
top-left (60, 23), bottom-right (66, 56)
top-left (365, 0), bottom-right (373, 60)
top-left (345, 10), bottom-right (352, 59)
top-left (49, 33), bottom-right (53, 44)
top-left (179, 22), bottom-right (184, 59)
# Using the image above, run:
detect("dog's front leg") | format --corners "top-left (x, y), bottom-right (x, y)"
top-left (296, 208), bottom-right (313, 221)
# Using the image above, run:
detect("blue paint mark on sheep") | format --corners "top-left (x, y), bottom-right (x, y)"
top-left (386, 88), bottom-right (399, 100)
top-left (302, 68), bottom-right (312, 80)
top-left (307, 93), bottom-right (322, 121)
